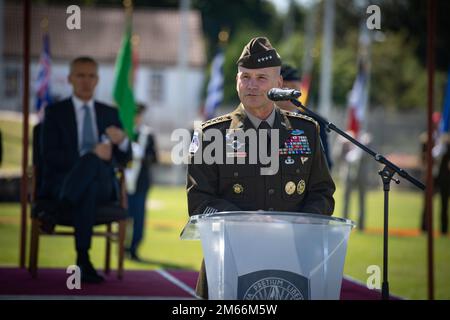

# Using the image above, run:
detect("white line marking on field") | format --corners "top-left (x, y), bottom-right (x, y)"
top-left (156, 269), bottom-right (198, 299)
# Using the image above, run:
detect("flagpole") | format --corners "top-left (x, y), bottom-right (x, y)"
top-left (299, 1), bottom-right (317, 106)
top-left (19, 0), bottom-right (31, 268)
top-left (177, 0), bottom-right (190, 124)
top-left (425, 0), bottom-right (436, 301)
top-left (0, 0), bottom-right (4, 106)
top-left (174, 0), bottom-right (191, 184)
top-left (318, 0), bottom-right (335, 116)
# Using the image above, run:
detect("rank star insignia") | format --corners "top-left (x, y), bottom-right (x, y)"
top-left (233, 183), bottom-right (244, 194)
top-left (297, 180), bottom-right (306, 195)
top-left (285, 181), bottom-right (296, 195)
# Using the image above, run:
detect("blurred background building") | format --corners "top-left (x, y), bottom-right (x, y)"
top-left (0, 0), bottom-right (449, 187)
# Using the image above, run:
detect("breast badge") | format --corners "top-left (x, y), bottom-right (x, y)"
top-left (285, 181), bottom-right (296, 195)
top-left (233, 183), bottom-right (244, 194)
top-left (297, 180), bottom-right (306, 195)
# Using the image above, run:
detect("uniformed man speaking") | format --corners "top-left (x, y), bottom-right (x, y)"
top-left (186, 36), bottom-right (335, 299)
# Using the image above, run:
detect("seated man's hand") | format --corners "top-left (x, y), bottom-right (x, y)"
top-left (106, 126), bottom-right (126, 145)
top-left (94, 143), bottom-right (112, 161)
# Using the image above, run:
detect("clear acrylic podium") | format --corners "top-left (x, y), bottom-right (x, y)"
top-left (181, 211), bottom-right (355, 300)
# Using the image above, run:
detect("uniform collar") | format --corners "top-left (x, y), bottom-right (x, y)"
top-left (228, 104), bottom-right (292, 131)
top-left (243, 106), bottom-right (276, 128)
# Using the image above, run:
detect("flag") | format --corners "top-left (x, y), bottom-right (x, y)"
top-left (35, 33), bottom-right (52, 120)
top-left (298, 73), bottom-right (311, 106)
top-left (132, 34), bottom-right (139, 85)
top-left (347, 61), bottom-right (368, 136)
top-left (113, 21), bottom-right (136, 139)
top-left (439, 69), bottom-right (450, 134)
top-left (204, 50), bottom-right (225, 120)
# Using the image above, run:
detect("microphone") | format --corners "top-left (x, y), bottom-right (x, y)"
top-left (267, 88), bottom-right (301, 101)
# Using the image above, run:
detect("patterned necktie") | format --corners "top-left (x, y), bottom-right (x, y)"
top-left (81, 105), bottom-right (96, 154)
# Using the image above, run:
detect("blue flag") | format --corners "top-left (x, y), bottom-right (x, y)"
top-left (204, 50), bottom-right (225, 120)
top-left (440, 69), bottom-right (450, 134)
top-left (35, 33), bottom-right (52, 120)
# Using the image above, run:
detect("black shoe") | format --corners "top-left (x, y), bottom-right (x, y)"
top-left (39, 216), bottom-right (56, 234)
top-left (126, 249), bottom-right (142, 262)
top-left (78, 261), bottom-right (105, 284)
top-left (32, 200), bottom-right (58, 234)
top-left (130, 252), bottom-right (143, 262)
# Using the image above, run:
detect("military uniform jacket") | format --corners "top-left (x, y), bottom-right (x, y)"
top-left (187, 104), bottom-right (335, 217)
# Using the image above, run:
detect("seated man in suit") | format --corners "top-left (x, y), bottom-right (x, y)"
top-left (40, 56), bottom-right (131, 283)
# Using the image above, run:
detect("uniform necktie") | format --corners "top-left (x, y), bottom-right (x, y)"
top-left (258, 120), bottom-right (271, 156)
top-left (81, 105), bottom-right (96, 154)
top-left (258, 121), bottom-right (271, 137)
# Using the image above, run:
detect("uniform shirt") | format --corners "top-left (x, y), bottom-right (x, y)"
top-left (244, 106), bottom-right (276, 128)
top-left (187, 104), bottom-right (335, 216)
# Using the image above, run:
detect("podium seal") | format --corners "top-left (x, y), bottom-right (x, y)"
top-left (237, 270), bottom-right (310, 300)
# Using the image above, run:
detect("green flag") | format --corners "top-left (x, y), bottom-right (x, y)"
top-left (113, 23), bottom-right (136, 139)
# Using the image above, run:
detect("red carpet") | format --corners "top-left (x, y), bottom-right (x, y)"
top-left (0, 268), bottom-right (399, 300)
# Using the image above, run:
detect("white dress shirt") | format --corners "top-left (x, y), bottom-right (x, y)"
top-left (72, 95), bottom-right (129, 155)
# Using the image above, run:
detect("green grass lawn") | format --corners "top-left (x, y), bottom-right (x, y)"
top-left (0, 118), bottom-right (33, 172)
top-left (1, 117), bottom-right (449, 299)
top-left (0, 184), bottom-right (449, 300)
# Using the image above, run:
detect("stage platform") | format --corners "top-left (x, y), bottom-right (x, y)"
top-left (0, 267), bottom-right (400, 300)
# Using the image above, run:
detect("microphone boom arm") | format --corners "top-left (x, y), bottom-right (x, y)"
top-left (289, 98), bottom-right (425, 190)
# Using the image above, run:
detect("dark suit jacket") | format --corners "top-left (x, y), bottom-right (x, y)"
top-left (40, 98), bottom-right (131, 198)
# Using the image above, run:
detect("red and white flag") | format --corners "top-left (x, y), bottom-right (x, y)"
top-left (347, 62), bottom-right (368, 136)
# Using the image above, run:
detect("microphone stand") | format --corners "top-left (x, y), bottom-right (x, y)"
top-left (288, 98), bottom-right (425, 300)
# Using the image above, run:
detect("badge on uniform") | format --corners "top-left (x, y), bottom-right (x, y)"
top-left (227, 139), bottom-right (245, 151)
top-left (227, 152), bottom-right (247, 158)
top-left (301, 157), bottom-right (308, 164)
top-left (280, 133), bottom-right (312, 155)
top-left (285, 156), bottom-right (295, 165)
top-left (297, 180), bottom-right (306, 195)
top-left (233, 183), bottom-right (244, 194)
top-left (189, 131), bottom-right (200, 154)
top-left (285, 181), bottom-right (296, 195)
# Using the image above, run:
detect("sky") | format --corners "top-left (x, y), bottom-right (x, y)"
top-left (265, 0), bottom-right (318, 14)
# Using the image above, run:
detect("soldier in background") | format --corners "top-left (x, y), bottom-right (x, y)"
top-left (420, 112), bottom-right (448, 234)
